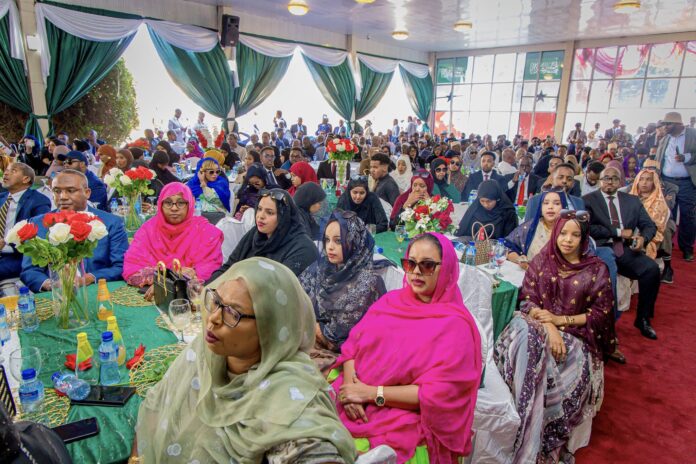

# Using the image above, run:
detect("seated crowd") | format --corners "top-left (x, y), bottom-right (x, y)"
top-left (0, 108), bottom-right (693, 463)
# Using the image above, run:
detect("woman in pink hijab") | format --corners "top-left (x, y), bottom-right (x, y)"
top-left (333, 232), bottom-right (482, 463)
top-left (123, 183), bottom-right (223, 290)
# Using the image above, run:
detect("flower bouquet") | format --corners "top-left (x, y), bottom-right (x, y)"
top-left (128, 137), bottom-right (151, 153)
top-left (104, 166), bottom-right (156, 232)
top-left (326, 137), bottom-right (358, 184)
top-left (398, 195), bottom-right (456, 238)
top-left (6, 212), bottom-right (108, 329)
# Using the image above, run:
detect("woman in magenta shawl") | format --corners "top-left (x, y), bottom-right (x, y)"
top-left (494, 213), bottom-right (616, 463)
top-left (123, 183), bottom-right (223, 290)
top-left (333, 232), bottom-right (482, 463)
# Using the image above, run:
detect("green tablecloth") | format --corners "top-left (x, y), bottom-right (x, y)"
top-left (374, 232), bottom-right (518, 341)
top-left (17, 281), bottom-right (177, 463)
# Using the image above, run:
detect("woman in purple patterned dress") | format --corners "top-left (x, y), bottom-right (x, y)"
top-left (494, 211), bottom-right (616, 463)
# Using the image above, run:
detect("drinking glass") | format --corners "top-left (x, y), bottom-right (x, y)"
top-left (168, 299), bottom-right (191, 343)
top-left (487, 240), bottom-right (497, 269)
top-left (325, 179), bottom-right (335, 189)
top-left (9, 346), bottom-right (42, 383)
top-left (395, 225), bottom-right (406, 254)
top-left (494, 242), bottom-right (507, 278)
top-left (187, 279), bottom-right (205, 324)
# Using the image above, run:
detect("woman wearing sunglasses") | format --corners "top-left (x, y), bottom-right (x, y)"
top-left (208, 188), bottom-right (318, 282)
top-left (504, 189), bottom-right (568, 269)
top-left (494, 213), bottom-right (615, 463)
top-left (389, 170), bottom-right (434, 229)
top-left (123, 183), bottom-right (223, 292)
top-left (299, 211), bottom-right (386, 374)
top-left (333, 232), bottom-right (481, 463)
top-left (447, 154), bottom-right (468, 194)
top-left (455, 180), bottom-right (518, 239)
top-left (337, 177), bottom-right (389, 234)
top-left (133, 258), bottom-right (355, 463)
top-left (430, 157), bottom-right (460, 201)
top-left (187, 157), bottom-right (231, 213)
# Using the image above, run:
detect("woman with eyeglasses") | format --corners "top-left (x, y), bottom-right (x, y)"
top-left (132, 257), bottom-right (355, 463)
top-left (123, 183), bottom-right (223, 292)
top-left (208, 188), bottom-right (318, 282)
top-left (430, 157), bottom-right (460, 201)
top-left (505, 190), bottom-right (568, 269)
top-left (389, 154), bottom-right (413, 193)
top-left (299, 211), bottom-right (386, 374)
top-left (287, 160), bottom-right (318, 196)
top-left (333, 232), bottom-right (481, 462)
top-left (187, 157), bottom-right (231, 213)
top-left (389, 170), bottom-right (434, 229)
top-left (337, 177), bottom-right (389, 233)
top-left (455, 180), bottom-right (518, 239)
top-left (494, 214), bottom-right (615, 463)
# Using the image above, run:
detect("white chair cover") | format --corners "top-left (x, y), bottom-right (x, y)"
top-left (379, 198), bottom-right (393, 219)
top-left (216, 208), bottom-right (255, 262)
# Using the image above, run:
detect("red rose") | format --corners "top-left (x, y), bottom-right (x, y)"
top-left (125, 170), bottom-right (138, 180)
top-left (17, 223), bottom-right (38, 242)
top-left (43, 213), bottom-right (57, 228)
top-left (69, 213), bottom-right (93, 224)
top-left (432, 195), bottom-right (441, 202)
top-left (138, 167), bottom-right (153, 180)
top-left (70, 221), bottom-right (92, 242)
top-left (414, 205), bottom-right (429, 216)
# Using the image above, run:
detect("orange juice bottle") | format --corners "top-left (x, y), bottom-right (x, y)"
top-left (97, 279), bottom-right (114, 321)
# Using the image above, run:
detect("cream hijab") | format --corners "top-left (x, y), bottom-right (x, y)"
top-left (390, 154), bottom-right (413, 193)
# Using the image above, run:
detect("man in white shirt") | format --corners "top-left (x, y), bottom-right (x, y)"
top-left (168, 109), bottom-right (187, 143)
top-left (406, 116), bottom-right (418, 138)
top-left (226, 133), bottom-right (247, 159)
top-left (496, 148), bottom-right (518, 176)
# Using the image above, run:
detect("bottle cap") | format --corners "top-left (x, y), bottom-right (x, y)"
top-left (51, 372), bottom-right (62, 383)
top-left (19, 286), bottom-right (29, 295)
top-left (469, 241), bottom-right (475, 246)
top-left (102, 331), bottom-right (113, 342)
top-left (21, 368), bottom-right (36, 380)
top-left (106, 316), bottom-right (116, 324)
top-left (77, 332), bottom-right (88, 342)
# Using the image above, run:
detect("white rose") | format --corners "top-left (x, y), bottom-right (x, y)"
top-left (336, 143), bottom-right (345, 152)
top-left (5, 220), bottom-right (27, 246)
top-left (103, 173), bottom-right (116, 187)
top-left (120, 175), bottom-right (132, 186)
top-left (108, 167), bottom-right (121, 176)
top-left (87, 220), bottom-right (108, 241)
top-left (332, 138), bottom-right (340, 145)
top-left (48, 223), bottom-right (73, 245)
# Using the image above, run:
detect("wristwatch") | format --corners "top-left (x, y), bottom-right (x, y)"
top-left (375, 386), bottom-right (385, 407)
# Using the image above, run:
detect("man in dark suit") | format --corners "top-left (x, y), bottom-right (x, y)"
top-left (524, 163), bottom-right (585, 221)
top-left (0, 162), bottom-right (51, 280)
top-left (503, 155), bottom-right (542, 204)
top-left (370, 153), bottom-right (400, 206)
top-left (604, 118), bottom-right (623, 142)
top-left (57, 151), bottom-right (108, 211)
top-left (290, 117), bottom-right (307, 139)
top-left (20, 170), bottom-right (129, 293)
top-left (461, 151), bottom-right (504, 201)
top-left (260, 146), bottom-right (291, 190)
top-left (317, 158), bottom-right (351, 184)
top-left (584, 165), bottom-right (660, 340)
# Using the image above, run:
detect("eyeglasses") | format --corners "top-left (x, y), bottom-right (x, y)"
top-left (161, 200), bottom-right (188, 209)
top-left (434, 167), bottom-right (448, 173)
top-left (560, 209), bottom-right (589, 222)
top-left (450, 161), bottom-right (461, 167)
top-left (600, 176), bottom-right (621, 183)
top-left (204, 289), bottom-right (256, 329)
top-left (63, 159), bottom-right (80, 165)
top-left (400, 258), bottom-right (442, 276)
top-left (259, 189), bottom-right (288, 205)
top-left (413, 171), bottom-right (430, 179)
top-left (204, 169), bottom-right (222, 175)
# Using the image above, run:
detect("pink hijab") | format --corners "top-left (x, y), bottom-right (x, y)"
top-left (333, 233), bottom-right (482, 463)
top-left (123, 182), bottom-right (223, 281)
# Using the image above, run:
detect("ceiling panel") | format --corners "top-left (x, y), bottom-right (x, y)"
top-left (184, 0), bottom-right (696, 52)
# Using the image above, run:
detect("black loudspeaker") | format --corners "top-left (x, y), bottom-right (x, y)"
top-left (220, 14), bottom-right (240, 47)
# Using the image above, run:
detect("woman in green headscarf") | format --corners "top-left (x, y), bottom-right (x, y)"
top-left (133, 257), bottom-right (356, 463)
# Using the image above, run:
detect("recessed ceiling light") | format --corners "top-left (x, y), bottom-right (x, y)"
top-left (288, 0), bottom-right (309, 16)
top-left (392, 30), bottom-right (409, 40)
top-left (355, 0), bottom-right (376, 3)
top-left (453, 20), bottom-right (473, 32)
top-left (613, 0), bottom-right (640, 12)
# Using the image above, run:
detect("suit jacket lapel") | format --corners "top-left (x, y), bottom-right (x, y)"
top-left (594, 191), bottom-right (613, 227)
top-left (15, 191), bottom-right (29, 220)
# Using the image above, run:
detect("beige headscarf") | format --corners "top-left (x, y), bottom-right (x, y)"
top-left (629, 167), bottom-right (669, 259)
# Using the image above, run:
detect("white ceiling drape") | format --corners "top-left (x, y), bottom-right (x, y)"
top-left (0, 0), bottom-right (25, 65)
top-left (357, 53), bottom-right (430, 78)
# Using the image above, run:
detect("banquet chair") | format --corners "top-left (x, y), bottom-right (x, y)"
top-left (379, 198), bottom-right (393, 220)
top-left (215, 207), bottom-right (255, 262)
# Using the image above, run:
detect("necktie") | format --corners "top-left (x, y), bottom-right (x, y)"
top-left (516, 178), bottom-right (526, 205)
top-left (331, 161), bottom-right (336, 178)
top-left (484, 173), bottom-right (489, 181)
top-left (608, 195), bottom-right (624, 257)
top-left (0, 197), bottom-right (12, 240)
top-left (266, 169), bottom-right (276, 186)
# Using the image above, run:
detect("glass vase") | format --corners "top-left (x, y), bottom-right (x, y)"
top-left (124, 193), bottom-right (143, 233)
top-left (49, 260), bottom-right (90, 330)
top-left (335, 160), bottom-right (349, 186)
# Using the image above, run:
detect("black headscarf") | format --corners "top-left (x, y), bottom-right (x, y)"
top-left (293, 182), bottom-right (327, 240)
top-left (336, 177), bottom-right (389, 233)
top-left (156, 140), bottom-right (179, 165)
top-left (456, 179), bottom-right (517, 239)
top-left (245, 189), bottom-right (309, 257)
top-left (149, 150), bottom-right (179, 185)
top-left (430, 157), bottom-right (450, 189)
top-left (236, 163), bottom-right (266, 213)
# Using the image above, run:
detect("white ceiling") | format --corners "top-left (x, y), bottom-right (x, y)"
top-left (186, 0), bottom-right (696, 52)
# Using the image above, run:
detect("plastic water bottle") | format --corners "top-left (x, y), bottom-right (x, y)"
top-left (465, 241), bottom-right (477, 266)
top-left (375, 247), bottom-right (384, 255)
top-left (453, 241), bottom-right (466, 254)
top-left (52, 371), bottom-right (91, 400)
top-left (19, 368), bottom-right (44, 413)
top-left (110, 198), bottom-right (119, 214)
top-left (18, 286), bottom-right (38, 332)
top-left (99, 331), bottom-right (120, 386)
top-left (194, 199), bottom-right (202, 216)
top-left (175, 163), bottom-right (183, 178)
top-left (0, 304), bottom-right (10, 345)
top-left (468, 190), bottom-right (478, 204)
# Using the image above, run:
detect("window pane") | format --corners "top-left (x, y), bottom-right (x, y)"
top-left (436, 59), bottom-right (455, 84)
top-left (436, 85), bottom-right (452, 111)
top-left (537, 81), bottom-right (560, 98)
top-left (509, 112), bottom-right (520, 136)
top-left (472, 55), bottom-right (494, 83)
top-left (676, 78), bottom-right (696, 108)
top-left (521, 96), bottom-right (535, 111)
top-left (522, 82), bottom-right (537, 97)
top-left (523, 52), bottom-right (541, 81)
top-left (616, 44), bottom-right (649, 79)
top-left (493, 53), bottom-right (516, 82)
top-left (512, 83), bottom-right (523, 110)
top-left (470, 83), bottom-right (492, 110)
top-left (451, 85), bottom-right (471, 112)
top-left (469, 112), bottom-right (489, 135)
top-left (647, 42), bottom-right (684, 78)
top-left (489, 112), bottom-right (510, 136)
top-left (564, 113), bottom-right (586, 139)
top-left (451, 112), bottom-right (469, 137)
top-left (532, 112), bottom-right (557, 139)
top-left (567, 80), bottom-right (590, 112)
top-left (535, 95), bottom-right (557, 112)
top-left (611, 79), bottom-right (643, 108)
top-left (572, 48), bottom-right (594, 80)
top-left (682, 42), bottom-right (696, 76)
top-left (515, 53), bottom-right (525, 81)
top-left (593, 47), bottom-right (617, 79)
top-left (643, 78), bottom-right (678, 107)
top-left (454, 57), bottom-right (470, 84)
top-left (434, 111), bottom-right (452, 135)
top-left (490, 83), bottom-right (513, 111)
top-left (587, 80), bottom-right (612, 112)
top-left (540, 50), bottom-right (564, 80)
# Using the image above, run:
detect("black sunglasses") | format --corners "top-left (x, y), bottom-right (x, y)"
top-left (401, 258), bottom-right (442, 276)
top-left (204, 169), bottom-right (222, 175)
top-left (350, 174), bottom-right (369, 182)
top-left (435, 167), bottom-right (448, 173)
top-left (259, 189), bottom-right (288, 204)
top-left (450, 161), bottom-right (461, 167)
top-left (560, 209), bottom-right (589, 222)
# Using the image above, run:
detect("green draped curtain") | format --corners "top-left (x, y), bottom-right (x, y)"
top-left (399, 64), bottom-right (433, 130)
top-left (0, 15), bottom-right (42, 140)
top-left (234, 42), bottom-right (292, 118)
top-left (303, 55), bottom-right (356, 132)
top-left (45, 20), bottom-right (134, 135)
top-left (354, 60), bottom-right (393, 120)
top-left (148, 26), bottom-right (235, 132)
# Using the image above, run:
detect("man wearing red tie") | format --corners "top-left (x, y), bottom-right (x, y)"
top-left (503, 155), bottom-right (542, 205)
